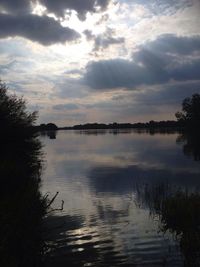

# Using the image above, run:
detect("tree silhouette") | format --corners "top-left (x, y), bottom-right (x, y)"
top-left (0, 81), bottom-right (37, 138)
top-left (175, 94), bottom-right (200, 127)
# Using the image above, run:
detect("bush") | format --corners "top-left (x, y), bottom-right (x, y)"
top-left (175, 94), bottom-right (200, 128)
top-left (0, 81), bottom-right (38, 138)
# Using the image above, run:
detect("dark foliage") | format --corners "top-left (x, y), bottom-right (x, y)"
top-left (37, 123), bottom-right (58, 131)
top-left (175, 93), bottom-right (200, 128)
top-left (0, 81), bottom-right (38, 139)
top-left (0, 82), bottom-right (48, 266)
top-left (0, 140), bottom-right (47, 267)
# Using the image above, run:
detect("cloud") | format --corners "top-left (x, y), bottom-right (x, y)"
top-left (0, 60), bottom-right (17, 74)
top-left (84, 28), bottom-right (125, 51)
top-left (0, 0), bottom-right (32, 14)
top-left (83, 57), bottom-right (170, 90)
top-left (54, 77), bottom-right (89, 99)
top-left (119, 0), bottom-right (192, 15)
top-left (39, 0), bottom-right (111, 20)
top-left (1, 0), bottom-right (196, 32)
top-left (53, 103), bottom-right (79, 110)
top-left (135, 81), bottom-right (200, 106)
top-left (94, 35), bottom-right (125, 51)
top-left (95, 13), bottom-right (109, 25)
top-left (83, 34), bottom-right (200, 90)
top-left (0, 59), bottom-right (35, 75)
top-left (0, 0), bottom-right (111, 19)
top-left (84, 59), bottom-right (144, 89)
top-left (84, 30), bottom-right (95, 41)
top-left (0, 13), bottom-right (80, 45)
top-left (0, 39), bottom-right (29, 58)
top-left (139, 34), bottom-right (200, 56)
top-left (169, 59), bottom-right (200, 81)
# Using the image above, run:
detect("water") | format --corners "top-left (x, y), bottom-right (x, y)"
top-left (40, 130), bottom-right (200, 266)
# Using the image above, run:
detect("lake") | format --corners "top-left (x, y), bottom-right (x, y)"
top-left (41, 129), bottom-right (200, 267)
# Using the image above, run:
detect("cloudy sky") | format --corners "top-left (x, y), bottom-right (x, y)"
top-left (0, 0), bottom-right (200, 126)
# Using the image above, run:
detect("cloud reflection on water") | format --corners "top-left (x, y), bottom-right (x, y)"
top-left (42, 130), bottom-right (200, 266)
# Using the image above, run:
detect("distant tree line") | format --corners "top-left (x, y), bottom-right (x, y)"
top-left (60, 120), bottom-right (181, 130)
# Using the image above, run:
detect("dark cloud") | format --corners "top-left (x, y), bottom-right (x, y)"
top-left (169, 59), bottom-right (200, 81)
top-left (84, 30), bottom-right (95, 41)
top-left (84, 34), bottom-right (200, 90)
top-left (84, 59), bottom-right (140, 89)
top-left (94, 35), bottom-right (125, 51)
top-left (84, 58), bottom-right (168, 89)
top-left (140, 34), bottom-right (200, 56)
top-left (53, 103), bottom-right (79, 110)
top-left (0, 0), bottom-right (111, 19)
top-left (134, 48), bottom-right (170, 69)
top-left (84, 28), bottom-right (125, 51)
top-left (39, 0), bottom-right (111, 20)
top-left (0, 0), bottom-right (32, 14)
top-left (97, 0), bottom-right (110, 9)
top-left (0, 13), bottom-right (80, 45)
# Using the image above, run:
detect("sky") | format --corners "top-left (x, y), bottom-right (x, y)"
top-left (0, 0), bottom-right (200, 126)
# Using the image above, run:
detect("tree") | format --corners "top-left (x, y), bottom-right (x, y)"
top-left (175, 94), bottom-right (200, 127)
top-left (0, 81), bottom-right (38, 137)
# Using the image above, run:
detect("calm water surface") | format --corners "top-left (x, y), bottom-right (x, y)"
top-left (41, 130), bottom-right (200, 266)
